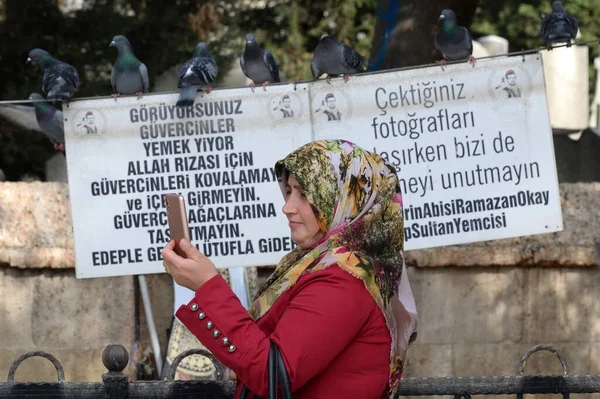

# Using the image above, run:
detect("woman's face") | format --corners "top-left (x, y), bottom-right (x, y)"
top-left (282, 174), bottom-right (325, 249)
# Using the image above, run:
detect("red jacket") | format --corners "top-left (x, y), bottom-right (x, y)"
top-left (176, 264), bottom-right (393, 398)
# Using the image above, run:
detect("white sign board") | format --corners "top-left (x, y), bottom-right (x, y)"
top-left (311, 54), bottom-right (563, 250)
top-left (64, 85), bottom-right (313, 278)
top-left (64, 54), bottom-right (563, 278)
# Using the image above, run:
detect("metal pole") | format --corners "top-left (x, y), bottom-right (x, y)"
top-left (137, 275), bottom-right (163, 375)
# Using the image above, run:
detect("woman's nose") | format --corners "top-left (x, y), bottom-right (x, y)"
top-left (282, 197), bottom-right (297, 215)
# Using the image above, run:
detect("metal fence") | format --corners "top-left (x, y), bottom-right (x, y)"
top-left (1, 344), bottom-right (599, 398)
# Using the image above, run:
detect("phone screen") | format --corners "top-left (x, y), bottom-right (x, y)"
top-left (165, 193), bottom-right (191, 258)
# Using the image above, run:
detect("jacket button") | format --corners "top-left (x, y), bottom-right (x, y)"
top-left (222, 337), bottom-right (230, 346)
top-left (228, 344), bottom-right (237, 353)
top-left (206, 321), bottom-right (214, 330)
top-left (212, 330), bottom-right (221, 338)
top-left (197, 312), bottom-right (205, 320)
top-left (190, 303), bottom-right (199, 311)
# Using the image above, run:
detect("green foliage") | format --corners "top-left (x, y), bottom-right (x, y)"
top-left (0, 0), bottom-right (237, 101)
top-left (471, 0), bottom-right (600, 103)
top-left (0, 0), bottom-right (376, 180)
top-left (0, 0), bottom-right (237, 180)
top-left (1, 0), bottom-right (597, 180)
top-left (0, 0), bottom-right (376, 101)
top-left (227, 0), bottom-right (377, 81)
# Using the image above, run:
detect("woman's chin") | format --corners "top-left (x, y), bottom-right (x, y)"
top-left (291, 235), bottom-right (305, 248)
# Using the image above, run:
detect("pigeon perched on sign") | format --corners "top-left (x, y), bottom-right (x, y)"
top-left (240, 33), bottom-right (280, 92)
top-left (26, 49), bottom-right (80, 103)
top-left (434, 9), bottom-right (476, 71)
top-left (310, 35), bottom-right (366, 83)
top-left (109, 35), bottom-right (149, 99)
top-left (176, 42), bottom-right (218, 107)
top-left (540, 1), bottom-right (579, 50)
top-left (0, 93), bottom-right (65, 151)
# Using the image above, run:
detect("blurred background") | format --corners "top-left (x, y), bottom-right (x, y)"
top-left (0, 0), bottom-right (599, 181)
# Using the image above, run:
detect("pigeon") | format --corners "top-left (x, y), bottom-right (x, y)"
top-left (434, 9), bottom-right (476, 71)
top-left (540, 1), bottom-right (579, 50)
top-left (109, 35), bottom-right (149, 99)
top-left (310, 35), bottom-right (366, 83)
top-left (26, 49), bottom-right (80, 103)
top-left (29, 93), bottom-right (65, 151)
top-left (176, 42), bottom-right (218, 107)
top-left (0, 93), bottom-right (65, 151)
top-left (240, 33), bottom-right (280, 92)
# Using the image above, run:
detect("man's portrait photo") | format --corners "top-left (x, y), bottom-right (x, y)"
top-left (77, 111), bottom-right (98, 134)
top-left (319, 93), bottom-right (342, 121)
top-left (496, 69), bottom-right (522, 99)
top-left (273, 95), bottom-right (295, 118)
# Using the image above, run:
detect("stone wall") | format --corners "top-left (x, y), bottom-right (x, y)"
top-left (0, 182), bottom-right (598, 389)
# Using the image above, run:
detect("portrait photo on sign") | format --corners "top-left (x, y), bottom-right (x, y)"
top-left (310, 88), bottom-right (355, 141)
top-left (70, 109), bottom-right (106, 139)
top-left (487, 64), bottom-right (533, 104)
top-left (268, 92), bottom-right (304, 125)
top-left (311, 89), bottom-right (353, 123)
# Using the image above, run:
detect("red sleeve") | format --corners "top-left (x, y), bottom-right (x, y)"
top-left (175, 265), bottom-right (375, 397)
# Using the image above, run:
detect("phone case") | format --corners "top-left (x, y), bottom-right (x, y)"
top-left (165, 193), bottom-right (191, 257)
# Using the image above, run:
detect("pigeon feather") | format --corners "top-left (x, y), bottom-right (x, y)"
top-left (311, 35), bottom-right (366, 79)
top-left (540, 1), bottom-right (578, 46)
top-left (110, 35), bottom-right (150, 95)
top-left (0, 93), bottom-right (64, 146)
top-left (26, 49), bottom-right (79, 103)
top-left (176, 42), bottom-right (218, 107)
top-left (434, 9), bottom-right (474, 61)
top-left (240, 33), bottom-right (280, 85)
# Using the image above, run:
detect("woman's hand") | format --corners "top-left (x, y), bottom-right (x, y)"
top-left (162, 239), bottom-right (219, 292)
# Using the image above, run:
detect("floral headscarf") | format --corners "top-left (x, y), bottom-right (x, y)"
top-left (247, 139), bottom-right (418, 396)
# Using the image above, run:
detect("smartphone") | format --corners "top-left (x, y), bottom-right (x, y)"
top-left (165, 193), bottom-right (191, 258)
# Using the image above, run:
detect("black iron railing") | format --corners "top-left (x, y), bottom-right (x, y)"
top-left (1, 344), bottom-right (598, 398)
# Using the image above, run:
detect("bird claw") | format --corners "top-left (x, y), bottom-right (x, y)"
top-left (325, 75), bottom-right (332, 84)
top-left (135, 92), bottom-right (144, 99)
top-left (111, 93), bottom-right (120, 102)
top-left (262, 81), bottom-right (269, 91)
top-left (205, 87), bottom-right (213, 94)
top-left (54, 143), bottom-right (65, 152)
top-left (343, 74), bottom-right (350, 83)
top-left (468, 56), bottom-right (477, 67)
top-left (436, 60), bottom-right (447, 71)
top-left (249, 82), bottom-right (256, 92)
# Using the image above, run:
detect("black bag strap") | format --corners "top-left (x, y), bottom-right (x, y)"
top-left (239, 341), bottom-right (292, 399)
top-left (268, 341), bottom-right (279, 398)
top-left (239, 384), bottom-right (250, 399)
top-left (273, 342), bottom-right (292, 399)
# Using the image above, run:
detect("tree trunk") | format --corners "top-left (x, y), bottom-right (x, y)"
top-left (368, 0), bottom-right (479, 71)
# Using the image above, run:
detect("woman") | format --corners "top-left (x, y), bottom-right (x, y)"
top-left (163, 139), bottom-right (418, 398)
